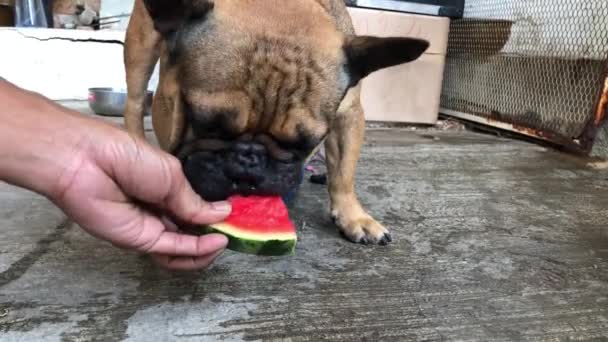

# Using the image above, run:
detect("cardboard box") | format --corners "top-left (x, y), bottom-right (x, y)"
top-left (348, 7), bottom-right (450, 124)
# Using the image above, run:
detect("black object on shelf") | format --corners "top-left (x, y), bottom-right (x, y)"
top-left (42, 0), bottom-right (52, 27)
top-left (346, 0), bottom-right (464, 19)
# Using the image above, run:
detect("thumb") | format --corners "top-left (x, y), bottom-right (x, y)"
top-left (96, 134), bottom-right (232, 225)
top-left (163, 157), bottom-right (232, 225)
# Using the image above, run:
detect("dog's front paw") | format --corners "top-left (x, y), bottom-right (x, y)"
top-left (331, 208), bottom-right (392, 246)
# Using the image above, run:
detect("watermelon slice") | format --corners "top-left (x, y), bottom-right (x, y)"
top-left (201, 195), bottom-right (297, 256)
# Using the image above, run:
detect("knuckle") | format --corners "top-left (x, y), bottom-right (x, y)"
top-left (167, 156), bottom-right (183, 175)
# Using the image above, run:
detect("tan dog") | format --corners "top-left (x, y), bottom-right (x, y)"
top-left (123, 0), bottom-right (428, 245)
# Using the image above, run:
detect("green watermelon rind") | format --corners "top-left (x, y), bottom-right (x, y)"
top-left (201, 225), bottom-right (296, 256)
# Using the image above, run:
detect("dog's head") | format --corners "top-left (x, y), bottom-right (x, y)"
top-left (144, 0), bottom-right (428, 201)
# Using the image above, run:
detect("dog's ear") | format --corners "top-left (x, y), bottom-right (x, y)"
top-left (344, 36), bottom-right (429, 84)
top-left (143, 0), bottom-right (214, 35)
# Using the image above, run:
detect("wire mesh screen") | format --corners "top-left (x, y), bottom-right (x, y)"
top-left (440, 0), bottom-right (608, 149)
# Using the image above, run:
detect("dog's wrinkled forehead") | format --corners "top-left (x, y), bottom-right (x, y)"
top-left (144, 0), bottom-right (430, 151)
top-left (164, 3), bottom-right (348, 148)
top-left (174, 22), bottom-right (347, 110)
top-left (145, 0), bottom-right (431, 92)
top-left (162, 0), bottom-right (348, 94)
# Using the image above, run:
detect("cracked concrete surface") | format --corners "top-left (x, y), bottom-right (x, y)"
top-left (0, 28), bottom-right (133, 101)
top-left (1, 118), bottom-right (608, 340)
top-left (13, 30), bottom-right (124, 45)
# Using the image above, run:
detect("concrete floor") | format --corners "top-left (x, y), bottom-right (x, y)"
top-left (1, 107), bottom-right (608, 341)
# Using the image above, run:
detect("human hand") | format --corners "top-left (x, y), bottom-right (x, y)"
top-left (0, 81), bottom-right (231, 271)
top-left (57, 125), bottom-right (232, 270)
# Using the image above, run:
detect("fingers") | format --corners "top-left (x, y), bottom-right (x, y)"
top-left (160, 215), bottom-right (179, 232)
top-left (147, 226), bottom-right (227, 271)
top-left (140, 219), bottom-right (228, 271)
top-left (151, 250), bottom-right (224, 271)
top-left (116, 210), bottom-right (228, 271)
top-left (164, 157), bottom-right (232, 225)
top-left (144, 231), bottom-right (228, 257)
top-left (86, 133), bottom-right (234, 272)
top-left (97, 136), bottom-right (231, 226)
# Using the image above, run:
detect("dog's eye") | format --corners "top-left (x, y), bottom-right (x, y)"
top-left (184, 102), bottom-right (242, 138)
top-left (273, 140), bottom-right (315, 161)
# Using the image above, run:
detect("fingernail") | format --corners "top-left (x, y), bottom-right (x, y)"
top-left (211, 201), bottom-right (232, 213)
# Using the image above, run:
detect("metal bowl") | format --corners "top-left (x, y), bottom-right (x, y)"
top-left (88, 88), bottom-right (153, 117)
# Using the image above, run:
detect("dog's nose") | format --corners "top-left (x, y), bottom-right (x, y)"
top-left (234, 142), bottom-right (266, 169)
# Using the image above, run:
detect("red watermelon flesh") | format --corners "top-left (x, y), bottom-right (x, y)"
top-left (201, 195), bottom-right (297, 256)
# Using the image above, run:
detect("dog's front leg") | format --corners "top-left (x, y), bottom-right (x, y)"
top-left (123, 0), bottom-right (161, 138)
top-left (325, 87), bottom-right (392, 245)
